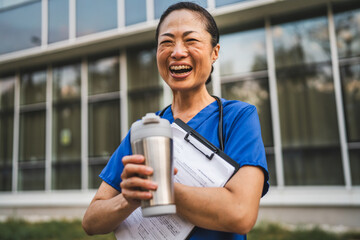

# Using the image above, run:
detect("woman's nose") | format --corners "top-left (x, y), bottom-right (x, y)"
top-left (171, 42), bottom-right (188, 59)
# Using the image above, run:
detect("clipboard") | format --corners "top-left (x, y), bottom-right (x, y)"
top-left (114, 119), bottom-right (240, 240)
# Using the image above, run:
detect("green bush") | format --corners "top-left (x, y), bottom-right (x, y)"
top-left (0, 219), bottom-right (115, 240)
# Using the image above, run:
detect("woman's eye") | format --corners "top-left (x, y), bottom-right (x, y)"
top-left (160, 40), bottom-right (172, 45)
top-left (186, 38), bottom-right (198, 42)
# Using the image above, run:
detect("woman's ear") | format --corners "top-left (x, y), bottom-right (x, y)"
top-left (212, 44), bottom-right (220, 63)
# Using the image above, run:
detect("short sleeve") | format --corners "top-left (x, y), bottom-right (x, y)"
top-left (223, 103), bottom-right (269, 197)
top-left (99, 131), bottom-right (132, 192)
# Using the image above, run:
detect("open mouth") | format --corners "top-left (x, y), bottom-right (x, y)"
top-left (169, 65), bottom-right (192, 75)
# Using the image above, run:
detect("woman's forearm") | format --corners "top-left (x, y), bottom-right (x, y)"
top-left (82, 193), bottom-right (138, 235)
top-left (174, 166), bottom-right (264, 235)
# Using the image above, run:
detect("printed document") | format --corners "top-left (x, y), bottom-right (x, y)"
top-left (114, 121), bottom-right (237, 240)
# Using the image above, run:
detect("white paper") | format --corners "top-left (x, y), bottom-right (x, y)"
top-left (114, 122), bottom-right (236, 240)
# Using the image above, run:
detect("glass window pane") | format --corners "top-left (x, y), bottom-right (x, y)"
top-left (273, 16), bottom-right (330, 68)
top-left (88, 56), bottom-right (119, 95)
top-left (335, 8), bottom-right (360, 59)
top-left (125, 0), bottom-right (146, 26)
top-left (19, 111), bottom-right (46, 162)
top-left (277, 64), bottom-right (344, 185)
top-left (52, 161), bottom-right (81, 190)
top-left (340, 62), bottom-right (360, 142)
top-left (48, 0), bottom-right (69, 44)
top-left (221, 77), bottom-right (273, 147)
top-left (52, 104), bottom-right (81, 162)
top-left (0, 114), bottom-right (13, 191)
top-left (220, 29), bottom-right (267, 76)
top-left (0, 1), bottom-right (41, 55)
top-left (53, 64), bottom-right (81, 101)
top-left (0, 76), bottom-right (15, 109)
top-left (128, 90), bottom-right (162, 127)
top-left (76, 0), bottom-right (117, 37)
top-left (349, 149), bottom-right (360, 185)
top-left (89, 100), bottom-right (120, 158)
top-left (216, 0), bottom-right (248, 8)
top-left (154, 0), bottom-right (207, 19)
top-left (89, 162), bottom-right (105, 189)
top-left (266, 153), bottom-right (276, 186)
top-left (18, 166), bottom-right (45, 190)
top-left (127, 46), bottom-right (159, 90)
top-left (20, 70), bottom-right (46, 105)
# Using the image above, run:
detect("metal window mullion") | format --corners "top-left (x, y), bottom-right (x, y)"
top-left (12, 73), bottom-right (20, 192)
top-left (118, 0), bottom-right (125, 28)
top-left (327, 3), bottom-right (351, 189)
top-left (41, 0), bottom-right (48, 48)
top-left (120, 50), bottom-right (128, 139)
top-left (212, 60), bottom-right (221, 97)
top-left (265, 18), bottom-right (285, 188)
top-left (69, 0), bottom-right (76, 41)
top-left (81, 58), bottom-right (89, 190)
top-left (45, 65), bottom-right (52, 191)
top-left (146, 0), bottom-right (154, 22)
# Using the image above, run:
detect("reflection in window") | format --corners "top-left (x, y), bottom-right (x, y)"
top-left (20, 70), bottom-right (46, 105)
top-left (127, 46), bottom-right (161, 126)
top-left (277, 64), bottom-right (343, 185)
top-left (19, 110), bottom-right (46, 190)
top-left (48, 0), bottom-right (69, 43)
top-left (125, 0), bottom-right (146, 26)
top-left (340, 63), bottom-right (360, 142)
top-left (0, 1), bottom-right (41, 54)
top-left (335, 8), bottom-right (360, 59)
top-left (273, 16), bottom-right (330, 68)
top-left (0, 76), bottom-right (15, 191)
top-left (222, 78), bottom-right (273, 147)
top-left (52, 64), bottom-right (81, 190)
top-left (76, 0), bottom-right (117, 37)
top-left (88, 56), bottom-right (119, 95)
top-left (154, 0), bottom-right (207, 19)
top-left (220, 29), bottom-right (267, 76)
top-left (53, 64), bottom-right (81, 101)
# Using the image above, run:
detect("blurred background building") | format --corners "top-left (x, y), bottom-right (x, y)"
top-left (0, 0), bottom-right (359, 229)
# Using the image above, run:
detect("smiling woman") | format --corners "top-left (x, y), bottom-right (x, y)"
top-left (82, 2), bottom-right (269, 240)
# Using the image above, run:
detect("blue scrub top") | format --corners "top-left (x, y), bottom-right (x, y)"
top-left (100, 98), bottom-right (269, 240)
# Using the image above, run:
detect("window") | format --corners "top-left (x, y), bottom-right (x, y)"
top-left (220, 28), bottom-right (275, 185)
top-left (76, 0), bottom-right (117, 37)
top-left (125, 0), bottom-right (146, 26)
top-left (273, 13), bottom-right (344, 185)
top-left (52, 64), bottom-right (81, 190)
top-left (127, 46), bottom-right (162, 127)
top-left (0, 76), bottom-right (15, 191)
top-left (48, 0), bottom-right (69, 44)
top-left (19, 70), bottom-right (46, 191)
top-left (88, 56), bottom-right (120, 189)
top-left (216, 0), bottom-right (248, 8)
top-left (0, 1), bottom-right (41, 55)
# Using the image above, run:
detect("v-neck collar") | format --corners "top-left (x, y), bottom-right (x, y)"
top-left (162, 99), bottom-right (219, 130)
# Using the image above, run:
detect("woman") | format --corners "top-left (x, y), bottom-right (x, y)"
top-left (82, 2), bottom-right (269, 239)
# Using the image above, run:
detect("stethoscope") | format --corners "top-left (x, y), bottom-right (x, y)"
top-left (159, 95), bottom-right (224, 151)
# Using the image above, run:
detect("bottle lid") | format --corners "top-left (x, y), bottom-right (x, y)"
top-left (131, 113), bottom-right (172, 142)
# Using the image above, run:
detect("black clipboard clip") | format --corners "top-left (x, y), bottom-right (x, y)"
top-left (184, 130), bottom-right (218, 160)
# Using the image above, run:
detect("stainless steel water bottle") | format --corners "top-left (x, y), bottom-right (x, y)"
top-left (130, 113), bottom-right (176, 217)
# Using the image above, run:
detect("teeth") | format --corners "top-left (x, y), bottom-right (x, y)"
top-left (170, 65), bottom-right (191, 71)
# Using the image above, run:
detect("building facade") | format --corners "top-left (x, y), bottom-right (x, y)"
top-left (0, 0), bottom-right (359, 229)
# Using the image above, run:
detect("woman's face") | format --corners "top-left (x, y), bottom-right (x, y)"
top-left (156, 9), bottom-right (219, 92)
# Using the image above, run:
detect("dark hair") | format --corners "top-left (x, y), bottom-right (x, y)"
top-left (155, 2), bottom-right (219, 84)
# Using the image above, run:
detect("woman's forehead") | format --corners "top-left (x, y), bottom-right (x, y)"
top-left (158, 9), bottom-right (206, 34)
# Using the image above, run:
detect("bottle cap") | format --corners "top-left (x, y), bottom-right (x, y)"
top-left (130, 113), bottom-right (172, 142)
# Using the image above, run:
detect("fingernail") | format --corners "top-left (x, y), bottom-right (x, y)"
top-left (145, 166), bottom-right (153, 173)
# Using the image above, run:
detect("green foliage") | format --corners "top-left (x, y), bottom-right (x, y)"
top-left (248, 222), bottom-right (360, 240)
top-left (0, 219), bottom-right (115, 240)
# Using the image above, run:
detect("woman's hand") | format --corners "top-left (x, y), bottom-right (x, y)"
top-left (120, 155), bottom-right (158, 206)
